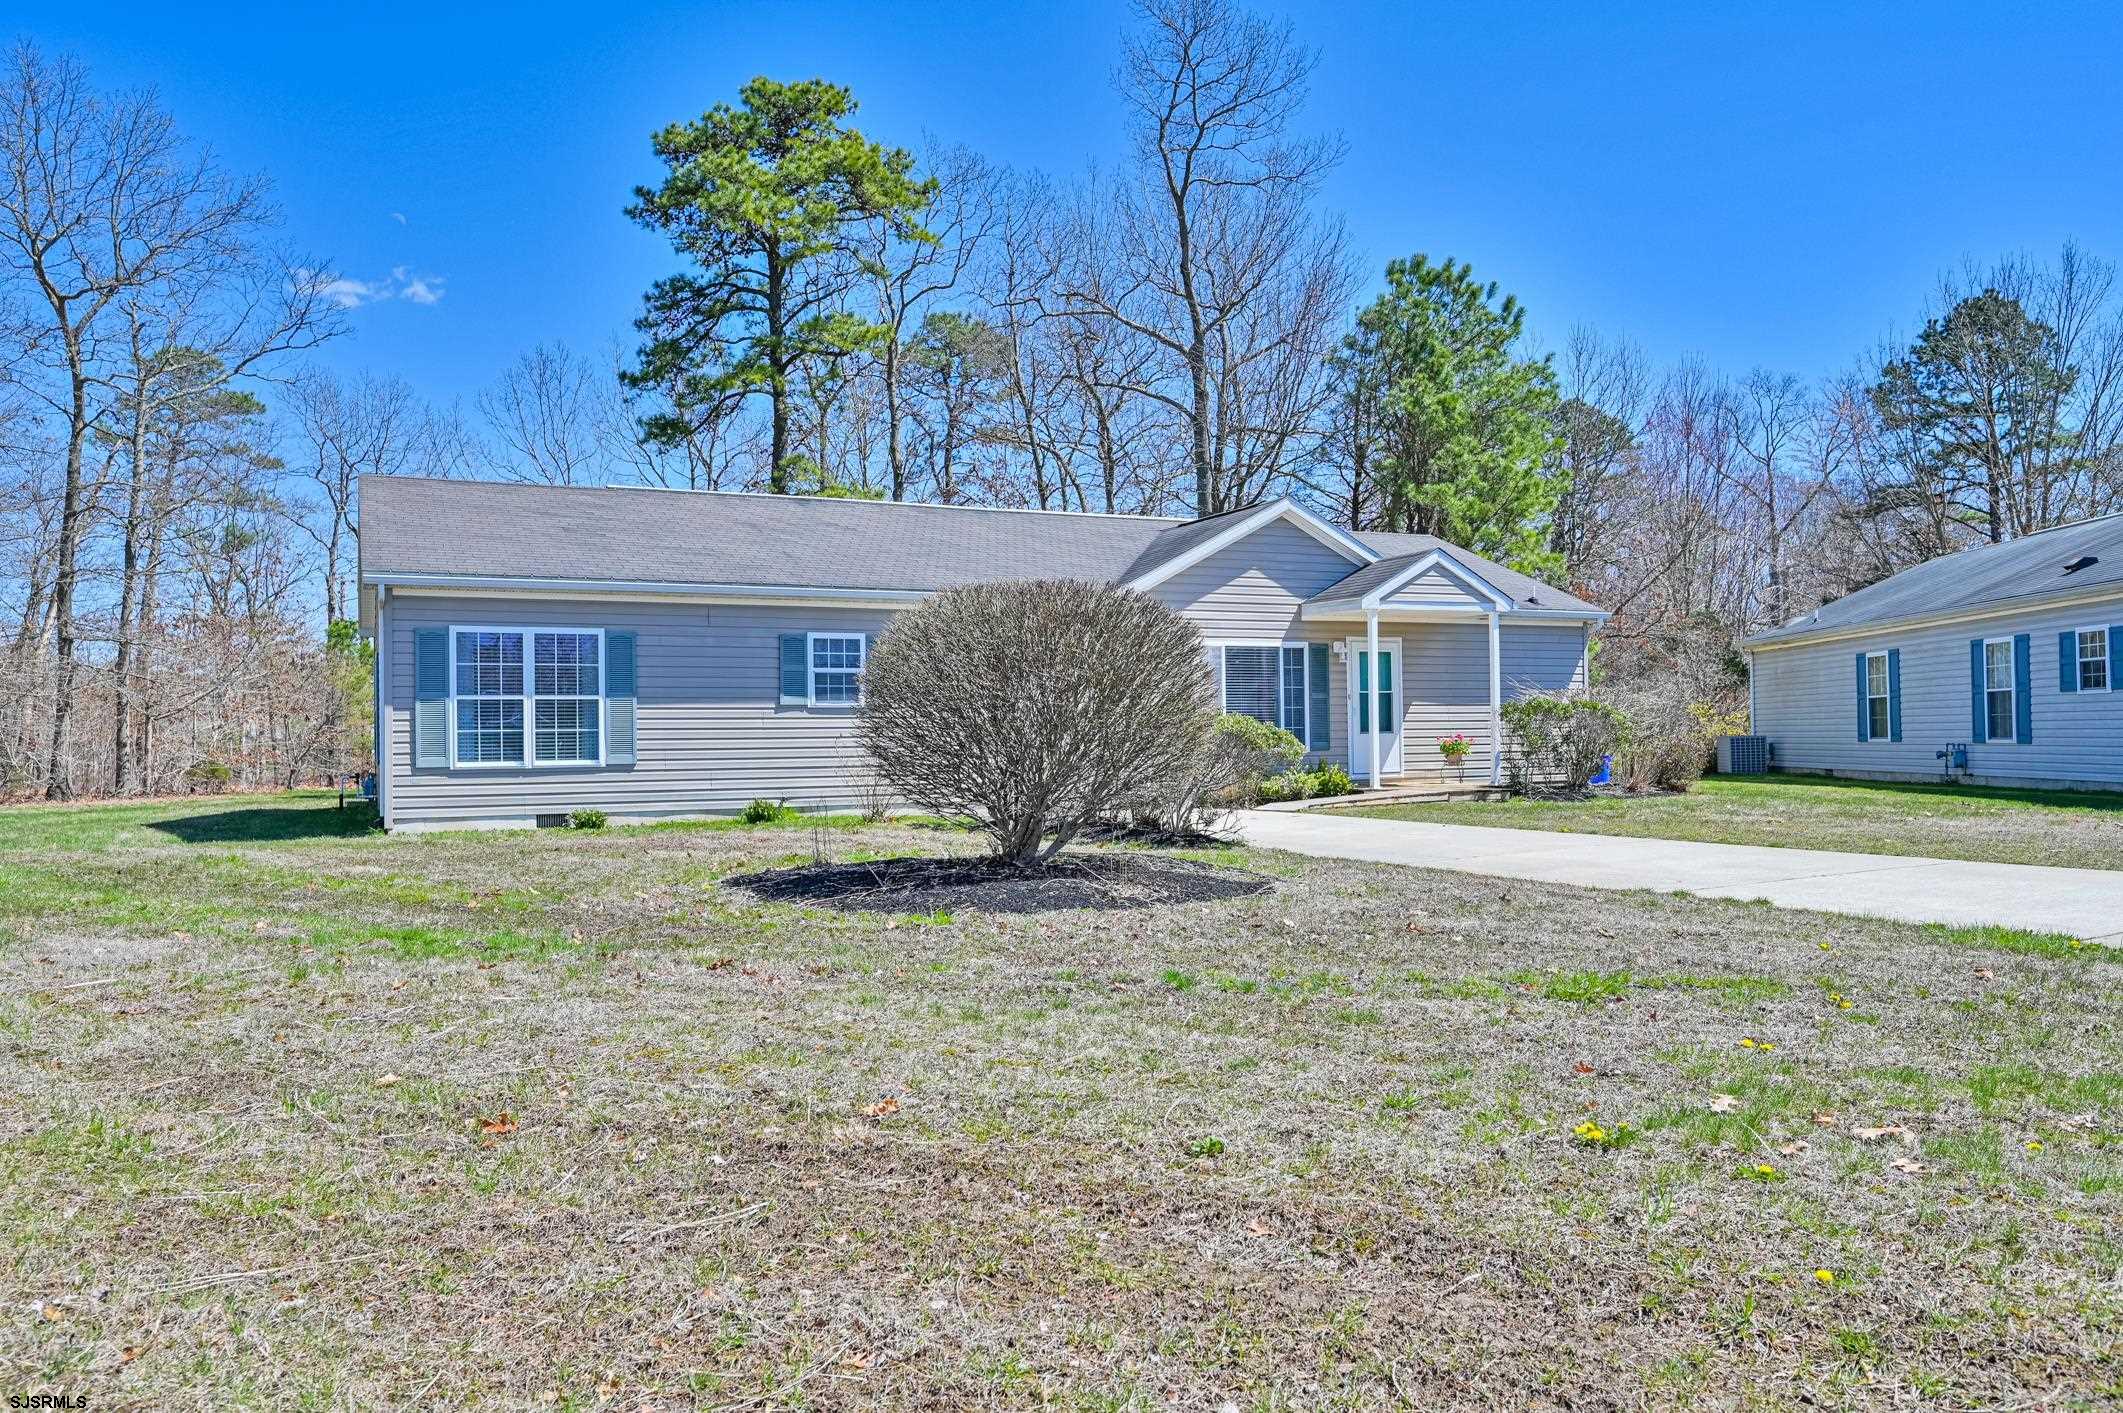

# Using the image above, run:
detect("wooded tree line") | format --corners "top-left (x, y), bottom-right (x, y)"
top-left (5, 0), bottom-right (2122, 801)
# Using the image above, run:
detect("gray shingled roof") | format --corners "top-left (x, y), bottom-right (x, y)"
top-left (1745, 513), bottom-right (2123, 647)
top-left (358, 475), bottom-right (1601, 615)
top-left (358, 477), bottom-right (1183, 593)
top-left (1321, 532), bottom-right (1602, 614)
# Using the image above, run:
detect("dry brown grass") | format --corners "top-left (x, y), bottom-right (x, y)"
top-left (1, 793), bottom-right (2118, 1409)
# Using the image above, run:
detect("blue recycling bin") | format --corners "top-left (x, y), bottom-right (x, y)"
top-left (1588, 753), bottom-right (1613, 787)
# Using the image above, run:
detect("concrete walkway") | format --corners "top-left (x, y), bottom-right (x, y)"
top-left (1235, 809), bottom-right (2123, 942)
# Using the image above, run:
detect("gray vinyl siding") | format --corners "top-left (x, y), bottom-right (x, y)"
top-left (1157, 521), bottom-right (1367, 766)
top-left (1152, 521), bottom-right (1366, 637)
top-left (1751, 597), bottom-right (2123, 789)
top-left (1380, 564), bottom-right (1487, 610)
top-left (1388, 621), bottom-right (1588, 776)
top-left (383, 595), bottom-right (894, 827)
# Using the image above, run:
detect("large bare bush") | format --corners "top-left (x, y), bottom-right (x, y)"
top-left (858, 580), bottom-right (1214, 864)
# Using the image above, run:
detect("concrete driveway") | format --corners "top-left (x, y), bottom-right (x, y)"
top-left (1235, 809), bottom-right (2123, 942)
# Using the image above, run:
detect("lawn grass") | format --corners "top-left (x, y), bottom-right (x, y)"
top-left (2, 791), bottom-right (2119, 1408)
top-left (1342, 773), bottom-right (2123, 870)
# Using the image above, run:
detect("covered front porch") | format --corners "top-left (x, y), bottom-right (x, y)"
top-left (1301, 546), bottom-right (1599, 791)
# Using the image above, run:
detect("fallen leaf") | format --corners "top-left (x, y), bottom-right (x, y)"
top-left (1890, 1157), bottom-right (1926, 1174)
top-left (1572, 1062), bottom-right (1595, 1076)
top-left (1973, 967), bottom-right (1994, 981)
top-left (1245, 1218), bottom-right (1271, 1236)
top-left (1709, 1093), bottom-right (1741, 1113)
top-left (1852, 1124), bottom-right (1910, 1144)
top-left (479, 1112), bottom-right (517, 1136)
top-left (373, 1073), bottom-right (401, 1088)
top-left (707, 957), bottom-right (735, 970)
top-left (863, 1097), bottom-right (901, 1119)
top-left (1778, 1140), bottom-right (1810, 1156)
top-left (1810, 1111), bottom-right (1839, 1127)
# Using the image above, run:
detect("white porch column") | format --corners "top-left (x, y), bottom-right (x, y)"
top-left (1487, 610), bottom-right (1503, 786)
top-left (1366, 608), bottom-right (1382, 790)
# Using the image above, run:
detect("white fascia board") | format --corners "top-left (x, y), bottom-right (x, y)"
top-left (1301, 600), bottom-right (1607, 624)
top-left (1745, 583), bottom-right (2123, 653)
top-left (1124, 498), bottom-right (1377, 592)
top-left (366, 572), bottom-right (927, 608)
top-left (1358, 549), bottom-right (1512, 611)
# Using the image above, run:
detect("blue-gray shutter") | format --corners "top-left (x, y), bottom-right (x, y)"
top-left (778, 633), bottom-right (808, 705)
top-left (2059, 631), bottom-right (2079, 694)
top-left (1307, 642), bottom-right (1331, 751)
top-left (414, 629), bottom-right (449, 769)
top-left (2111, 626), bottom-right (2123, 689)
top-left (1969, 639), bottom-right (1986, 743)
top-left (2013, 633), bottom-right (2032, 744)
top-left (1854, 653), bottom-right (1869, 742)
top-left (605, 631), bottom-right (637, 766)
top-left (1887, 648), bottom-right (1902, 742)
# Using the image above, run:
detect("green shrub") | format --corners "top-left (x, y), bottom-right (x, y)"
top-left (740, 798), bottom-right (790, 824)
top-left (1309, 763), bottom-right (1354, 797)
top-left (1500, 693), bottom-right (1630, 797)
top-left (1135, 711), bottom-right (1305, 832)
top-left (183, 760), bottom-right (234, 795)
top-left (568, 809), bottom-right (607, 830)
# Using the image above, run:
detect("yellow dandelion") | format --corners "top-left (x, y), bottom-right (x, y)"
top-left (1755, 1163), bottom-right (1777, 1177)
top-left (1838, 1000), bottom-right (1854, 1010)
top-left (1814, 1269), bottom-right (1835, 1284)
top-left (1739, 1037), bottom-right (1757, 1049)
top-left (2025, 1139), bottom-right (2044, 1152)
top-left (1817, 942), bottom-right (1832, 951)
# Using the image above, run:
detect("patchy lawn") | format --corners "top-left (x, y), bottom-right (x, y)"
top-left (2, 791), bottom-right (2118, 1409)
top-left (1343, 774), bottom-right (2123, 871)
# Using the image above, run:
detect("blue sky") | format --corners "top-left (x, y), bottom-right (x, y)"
top-left (30, 1), bottom-right (2123, 406)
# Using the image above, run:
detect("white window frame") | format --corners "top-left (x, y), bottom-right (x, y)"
top-left (1864, 651), bottom-right (1890, 742)
top-left (1983, 636), bottom-right (2016, 744)
top-left (806, 631), bottom-right (866, 708)
top-left (2075, 626), bottom-right (2110, 693)
top-left (447, 625), bottom-right (607, 770)
top-left (1214, 640), bottom-right (1311, 741)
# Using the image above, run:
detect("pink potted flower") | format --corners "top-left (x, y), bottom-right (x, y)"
top-left (1439, 732), bottom-right (1473, 780)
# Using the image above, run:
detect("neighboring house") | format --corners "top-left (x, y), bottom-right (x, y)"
top-left (356, 476), bottom-right (1605, 830)
top-left (1745, 512), bottom-right (2123, 791)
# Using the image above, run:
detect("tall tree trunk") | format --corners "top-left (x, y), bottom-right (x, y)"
top-left (45, 356), bottom-right (91, 801)
top-left (883, 338), bottom-right (906, 500)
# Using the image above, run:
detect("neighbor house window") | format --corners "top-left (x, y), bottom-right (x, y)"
top-left (1865, 652), bottom-right (1890, 741)
top-left (2078, 628), bottom-right (2110, 692)
top-left (1220, 644), bottom-right (1307, 741)
top-left (1984, 638), bottom-right (2015, 742)
top-left (451, 628), bottom-right (602, 767)
top-left (809, 633), bottom-right (865, 705)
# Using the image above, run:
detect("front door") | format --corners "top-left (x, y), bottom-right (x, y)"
top-left (1346, 638), bottom-right (1403, 778)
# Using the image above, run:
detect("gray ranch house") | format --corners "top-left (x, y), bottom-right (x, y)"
top-left (356, 476), bottom-right (1606, 831)
top-left (1745, 512), bottom-right (2123, 791)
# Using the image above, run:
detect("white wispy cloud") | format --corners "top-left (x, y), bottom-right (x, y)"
top-left (295, 266), bottom-right (446, 310)
top-left (389, 211), bottom-right (407, 225)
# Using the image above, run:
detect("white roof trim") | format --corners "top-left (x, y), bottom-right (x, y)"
top-left (1302, 600), bottom-right (1606, 623)
top-left (365, 571), bottom-right (928, 607)
top-left (1357, 549), bottom-right (1512, 611)
top-left (1123, 498), bottom-right (1377, 592)
top-left (1745, 582), bottom-right (2123, 652)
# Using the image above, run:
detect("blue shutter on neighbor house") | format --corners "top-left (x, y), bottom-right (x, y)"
top-left (2059, 631), bottom-right (2079, 694)
top-left (1855, 652), bottom-right (1869, 742)
top-left (778, 633), bottom-right (808, 705)
top-left (1887, 648), bottom-right (1902, 742)
top-left (2013, 633), bottom-right (2033, 743)
top-left (413, 629), bottom-right (449, 769)
top-left (1307, 642), bottom-right (1331, 751)
top-left (1969, 639), bottom-right (1987, 743)
top-left (605, 631), bottom-right (638, 766)
top-left (2111, 626), bottom-right (2122, 689)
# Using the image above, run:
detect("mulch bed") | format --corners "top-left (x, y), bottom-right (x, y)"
top-left (726, 850), bottom-right (1272, 915)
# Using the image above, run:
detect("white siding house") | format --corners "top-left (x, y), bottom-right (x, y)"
top-left (1747, 515), bottom-right (2123, 791)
